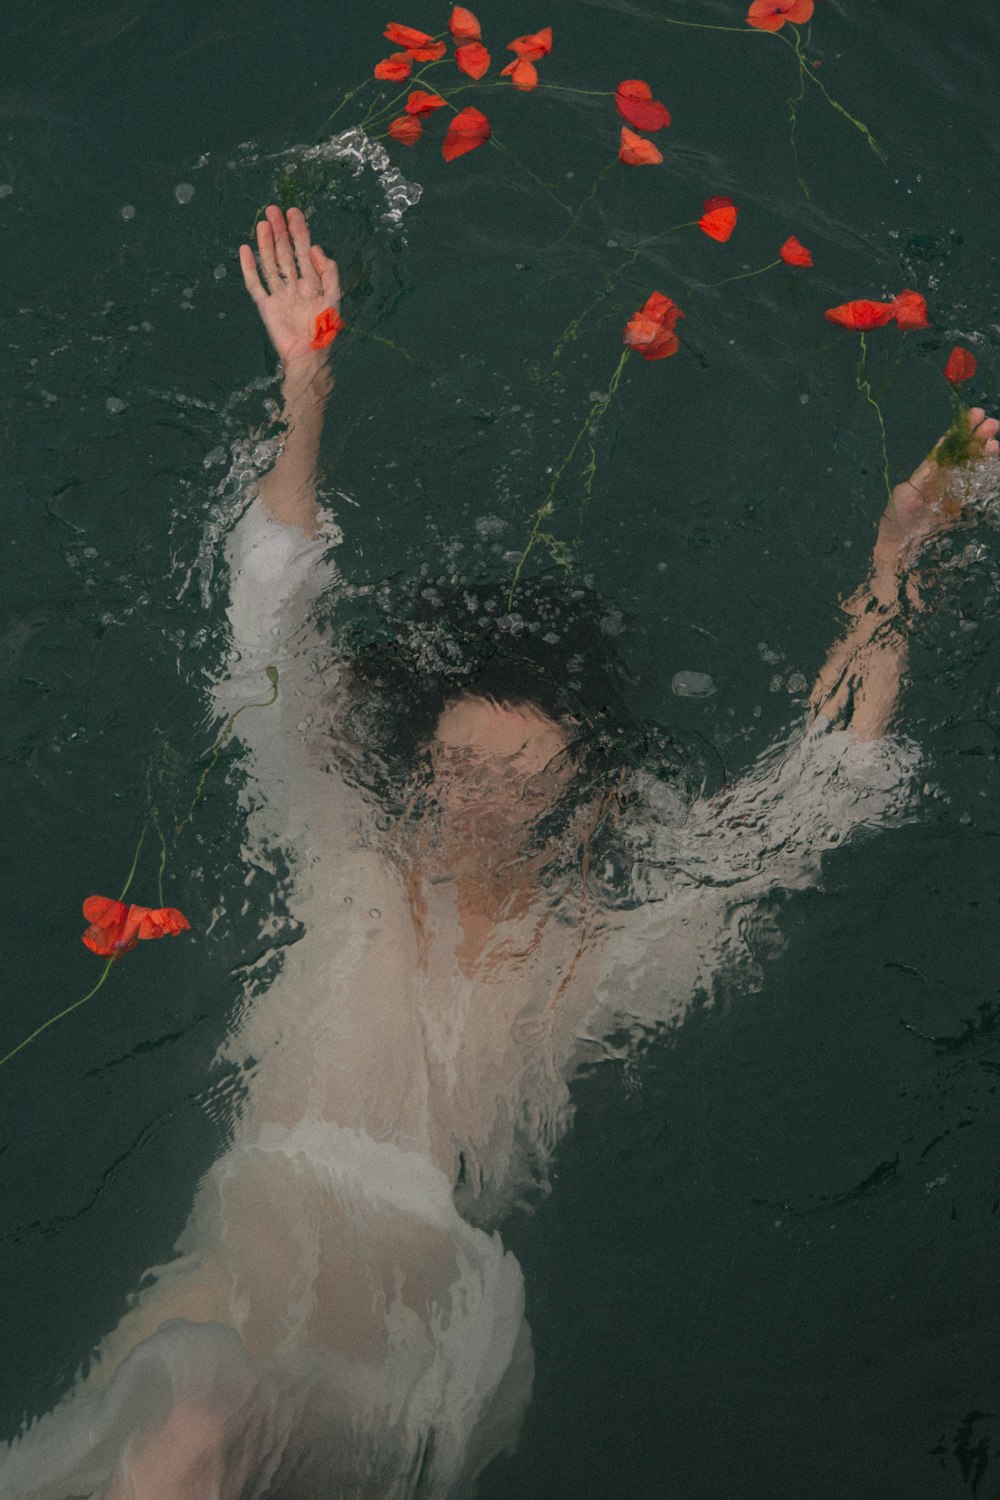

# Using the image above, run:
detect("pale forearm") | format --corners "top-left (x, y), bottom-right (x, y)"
top-left (810, 560), bottom-right (909, 741)
top-left (257, 359), bottom-right (334, 534)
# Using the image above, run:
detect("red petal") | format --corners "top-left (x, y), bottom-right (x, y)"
top-left (746, 1), bottom-right (787, 30)
top-left (136, 906), bottom-right (191, 940)
top-left (448, 5), bottom-right (481, 40)
top-left (455, 41), bottom-right (491, 79)
top-left (500, 57), bottom-right (538, 90)
top-left (384, 21), bottom-right (434, 47)
top-left (944, 345), bottom-right (977, 383)
top-left (507, 26), bottom-right (552, 61)
top-left (388, 113), bottom-right (423, 144)
top-left (408, 39), bottom-right (447, 59)
top-left (374, 52), bottom-right (413, 80)
top-left (786, 0), bottom-right (815, 21)
top-left (697, 196), bottom-right (738, 242)
top-left (405, 88), bottom-right (447, 114)
top-left (310, 308), bottom-right (345, 349)
top-left (891, 288), bottom-right (931, 330)
top-left (618, 126), bottom-right (663, 166)
top-left (779, 234), bottom-right (813, 267)
top-left (823, 299), bottom-right (897, 331)
top-left (442, 106), bottom-right (491, 161)
top-left (82, 895), bottom-right (129, 928)
top-left (615, 80), bottom-right (671, 132)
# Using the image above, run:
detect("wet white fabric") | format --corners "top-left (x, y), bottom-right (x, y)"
top-left (1, 495), bottom-right (920, 1498)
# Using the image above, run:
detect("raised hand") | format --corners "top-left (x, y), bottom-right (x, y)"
top-left (239, 205), bottom-right (341, 371)
top-left (878, 406), bottom-right (1000, 568)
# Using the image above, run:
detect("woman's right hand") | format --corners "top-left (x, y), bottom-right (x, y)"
top-left (239, 205), bottom-right (341, 373)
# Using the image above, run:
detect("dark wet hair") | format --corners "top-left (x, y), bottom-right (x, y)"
top-left (323, 570), bottom-right (710, 866)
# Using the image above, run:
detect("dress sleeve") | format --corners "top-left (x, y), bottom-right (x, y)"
top-left (593, 716), bottom-right (922, 1037)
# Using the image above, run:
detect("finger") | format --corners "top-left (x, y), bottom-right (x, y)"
top-left (255, 218), bottom-right (281, 293)
top-left (265, 204), bottom-right (297, 283)
top-left (968, 407), bottom-right (986, 431)
top-left (311, 245), bottom-right (342, 309)
top-left (287, 207), bottom-right (321, 291)
top-left (238, 244), bottom-right (267, 304)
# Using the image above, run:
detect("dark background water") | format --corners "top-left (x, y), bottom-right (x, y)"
top-left (2, 1), bottom-right (1000, 1496)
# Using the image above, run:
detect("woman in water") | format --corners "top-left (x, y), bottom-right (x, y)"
top-left (2, 206), bottom-right (997, 1499)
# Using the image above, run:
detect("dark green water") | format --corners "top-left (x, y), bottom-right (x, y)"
top-left (2, 1), bottom-right (1000, 1495)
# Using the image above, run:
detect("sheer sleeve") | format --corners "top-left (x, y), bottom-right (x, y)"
top-left (594, 715), bottom-right (921, 1036)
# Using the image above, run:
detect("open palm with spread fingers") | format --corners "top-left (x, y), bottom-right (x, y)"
top-left (239, 204), bottom-right (341, 369)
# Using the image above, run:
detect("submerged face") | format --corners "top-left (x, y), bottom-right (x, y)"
top-left (427, 693), bottom-right (575, 838)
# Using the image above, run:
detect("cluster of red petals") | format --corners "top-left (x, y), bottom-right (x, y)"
top-left (311, 308), bottom-right (345, 349)
top-left (456, 40), bottom-right (490, 78)
top-left (501, 57), bottom-right (538, 90)
top-left (824, 289), bottom-right (931, 332)
top-left (944, 345), bottom-right (977, 383)
top-left (746, 0), bottom-right (814, 31)
top-left (698, 195), bottom-right (738, 242)
top-left (507, 26), bottom-right (552, 61)
top-left (442, 106), bottom-right (491, 161)
top-left (619, 127), bottom-right (662, 166)
top-left (615, 79), bottom-right (671, 132)
top-left (384, 21), bottom-right (446, 59)
top-left (82, 896), bottom-right (190, 960)
top-left (624, 291), bottom-right (685, 361)
top-left (374, 52), bottom-right (413, 80)
top-left (448, 5), bottom-right (480, 40)
top-left (779, 234), bottom-right (812, 267)
top-left (389, 114), bottom-right (424, 145)
top-left (405, 88), bottom-right (447, 114)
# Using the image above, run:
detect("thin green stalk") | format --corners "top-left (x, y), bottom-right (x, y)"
top-left (689, 258), bottom-right (781, 292)
top-left (856, 331), bottom-right (893, 511)
top-left (787, 47), bottom-right (810, 196)
top-left (508, 349), bottom-right (630, 605)
top-left (0, 964), bottom-right (116, 1071)
top-left (783, 28), bottom-right (885, 161)
top-left (552, 219), bottom-right (697, 362)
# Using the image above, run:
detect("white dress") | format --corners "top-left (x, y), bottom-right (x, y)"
top-left (0, 499), bottom-right (919, 1500)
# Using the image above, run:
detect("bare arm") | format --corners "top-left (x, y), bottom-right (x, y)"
top-left (812, 407), bottom-right (999, 741)
top-left (238, 204), bottom-right (341, 533)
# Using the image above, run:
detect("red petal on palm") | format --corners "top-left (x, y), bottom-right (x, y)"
top-left (374, 52), bottom-right (413, 80)
top-left (697, 195), bottom-right (738, 241)
top-left (615, 80), bottom-right (671, 132)
top-left (442, 106), bottom-right (491, 161)
top-left (136, 906), bottom-right (191, 940)
top-left (500, 57), bottom-right (539, 90)
top-left (310, 308), bottom-right (346, 348)
top-left (618, 127), bottom-right (663, 166)
top-left (456, 41), bottom-right (491, 78)
top-left (448, 5), bottom-right (481, 40)
top-left (891, 288), bottom-right (931, 330)
top-left (405, 88), bottom-right (448, 114)
top-left (779, 234), bottom-right (813, 266)
top-left (388, 113), bottom-right (423, 144)
top-left (823, 299), bottom-right (897, 331)
top-left (384, 21), bottom-right (434, 47)
top-left (943, 346), bottom-right (977, 383)
top-left (507, 26), bottom-right (552, 61)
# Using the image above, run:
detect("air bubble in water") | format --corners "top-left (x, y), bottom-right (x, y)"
top-left (120, 204), bottom-right (136, 221)
top-left (174, 182), bottom-right (195, 204)
top-left (671, 671), bottom-right (716, 699)
top-left (0, 185), bottom-right (13, 199)
top-left (106, 396), bottom-right (127, 415)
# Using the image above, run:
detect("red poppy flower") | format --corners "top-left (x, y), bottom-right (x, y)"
top-left (619, 127), bottom-right (663, 166)
top-left (448, 5), bottom-right (481, 40)
top-left (442, 106), bottom-right (491, 161)
top-left (82, 896), bottom-right (190, 959)
top-left (779, 234), bottom-right (812, 267)
top-left (388, 114), bottom-right (423, 145)
top-left (823, 299), bottom-right (896, 331)
top-left (456, 41), bottom-right (491, 78)
top-left (374, 52), bottom-right (413, 80)
top-left (697, 195), bottom-right (738, 242)
top-left (746, 0), bottom-right (814, 31)
top-left (311, 307), bottom-right (345, 349)
top-left (944, 345), bottom-right (977, 383)
top-left (405, 88), bottom-right (447, 114)
top-left (624, 291), bottom-right (684, 362)
top-left (615, 80), bottom-right (671, 133)
top-left (891, 288), bottom-right (931, 330)
top-left (383, 21), bottom-right (447, 59)
top-left (501, 57), bottom-right (539, 90)
top-left (507, 26), bottom-right (552, 61)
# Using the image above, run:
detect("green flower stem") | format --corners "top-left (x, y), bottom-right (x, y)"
top-left (552, 220), bottom-right (697, 361)
top-left (0, 963), bottom-right (116, 1071)
top-left (657, 15), bottom-right (765, 33)
top-left (856, 331), bottom-right (894, 511)
top-left (782, 28), bottom-right (885, 161)
top-left (689, 258), bottom-right (781, 292)
top-left (508, 348), bottom-right (630, 605)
